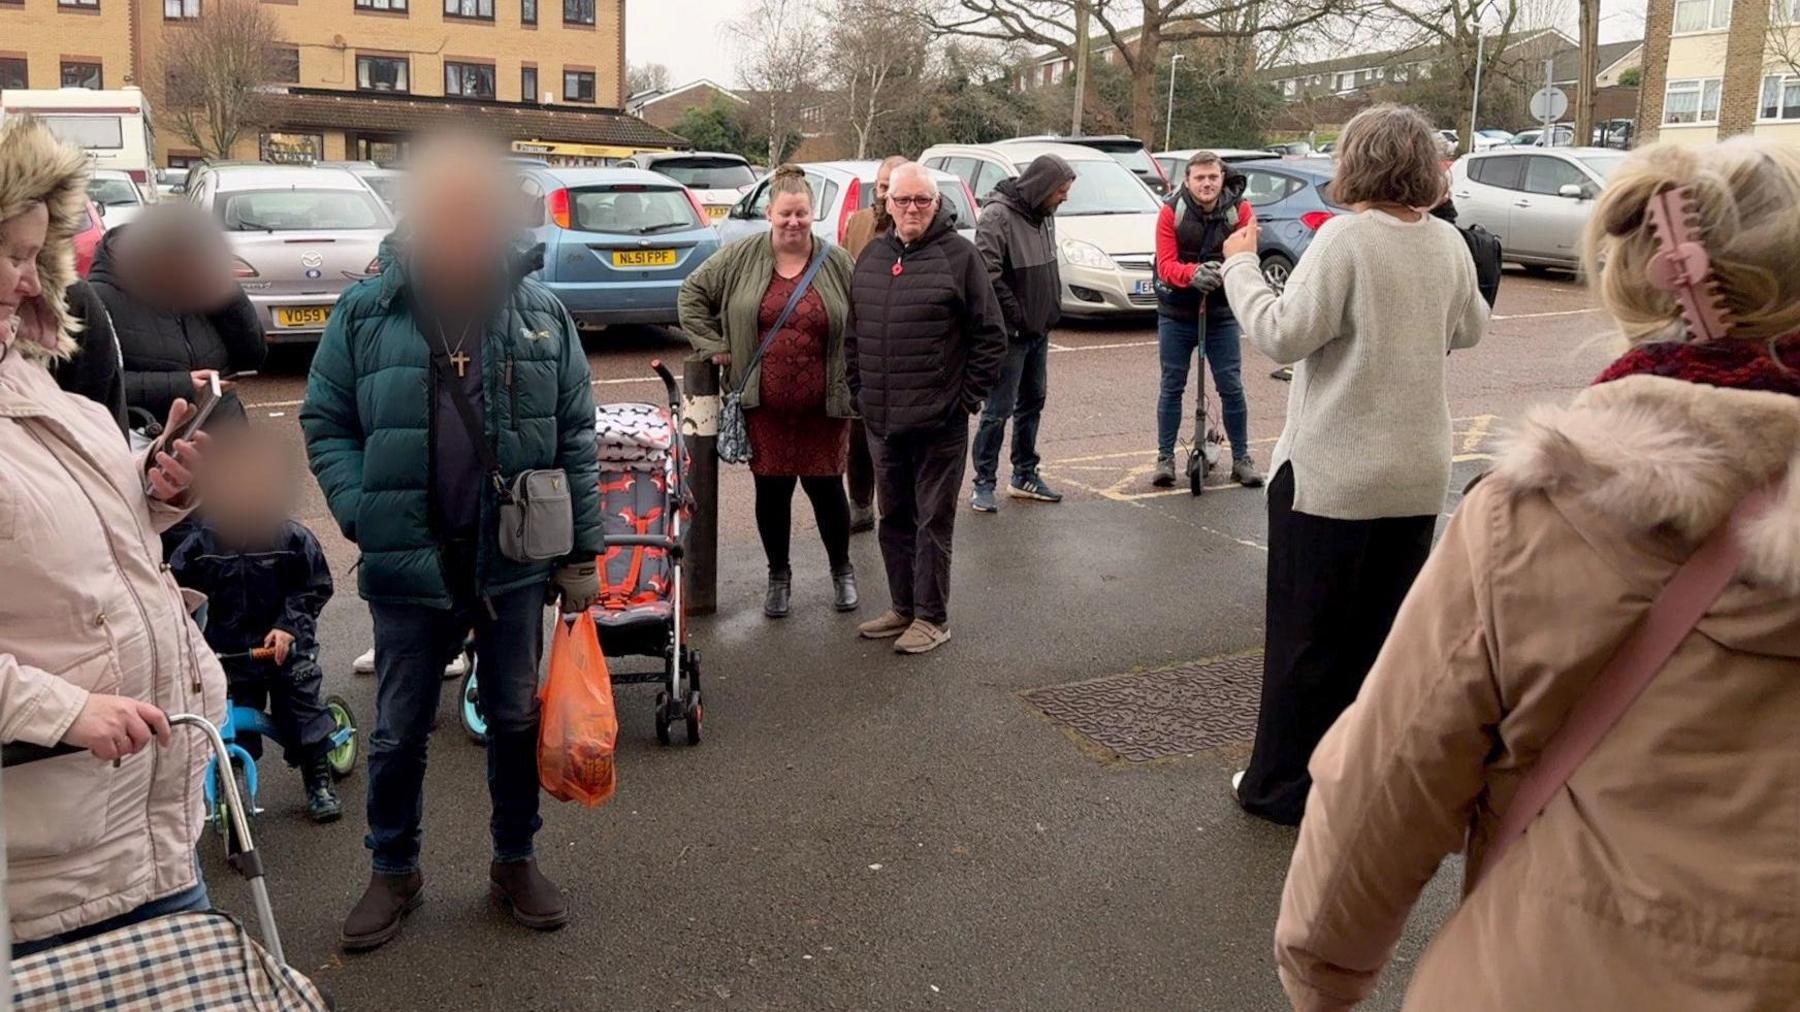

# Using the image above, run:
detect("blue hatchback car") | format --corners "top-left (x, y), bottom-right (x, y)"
top-left (1233, 157), bottom-right (1342, 292)
top-left (515, 166), bottom-right (720, 328)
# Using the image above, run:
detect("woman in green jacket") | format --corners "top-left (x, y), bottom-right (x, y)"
top-left (679, 165), bottom-right (858, 619)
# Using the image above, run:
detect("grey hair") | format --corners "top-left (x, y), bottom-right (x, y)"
top-left (888, 162), bottom-right (939, 197)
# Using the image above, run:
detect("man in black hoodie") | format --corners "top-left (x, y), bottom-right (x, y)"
top-left (845, 163), bottom-right (1006, 655)
top-left (969, 153), bottom-right (1075, 514)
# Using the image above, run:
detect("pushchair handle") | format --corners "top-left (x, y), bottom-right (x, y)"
top-left (648, 359), bottom-right (680, 409)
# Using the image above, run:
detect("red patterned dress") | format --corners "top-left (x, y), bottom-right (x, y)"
top-left (746, 270), bottom-right (848, 477)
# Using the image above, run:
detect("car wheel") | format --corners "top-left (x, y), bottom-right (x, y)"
top-left (1261, 253), bottom-right (1295, 293)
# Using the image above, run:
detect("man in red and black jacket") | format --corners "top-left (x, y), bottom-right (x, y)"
top-left (1152, 151), bottom-right (1263, 489)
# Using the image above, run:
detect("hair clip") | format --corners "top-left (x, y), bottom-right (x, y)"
top-left (1643, 186), bottom-right (1731, 342)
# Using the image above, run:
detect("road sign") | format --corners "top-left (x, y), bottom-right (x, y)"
top-left (1530, 87), bottom-right (1569, 123)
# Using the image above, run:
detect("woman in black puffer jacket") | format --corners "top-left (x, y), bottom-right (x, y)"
top-left (89, 203), bottom-right (266, 429)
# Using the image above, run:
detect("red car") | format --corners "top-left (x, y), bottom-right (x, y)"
top-left (72, 199), bottom-right (106, 278)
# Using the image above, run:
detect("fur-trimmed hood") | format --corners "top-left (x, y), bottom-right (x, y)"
top-left (1492, 374), bottom-right (1800, 597)
top-left (0, 117), bottom-right (91, 360)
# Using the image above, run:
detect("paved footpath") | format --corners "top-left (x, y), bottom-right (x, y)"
top-left (213, 271), bottom-right (1613, 1010)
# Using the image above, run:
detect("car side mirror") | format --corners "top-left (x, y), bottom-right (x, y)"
top-left (1557, 183), bottom-right (1587, 201)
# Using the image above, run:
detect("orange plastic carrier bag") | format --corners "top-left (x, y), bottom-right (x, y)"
top-left (538, 611), bottom-right (618, 806)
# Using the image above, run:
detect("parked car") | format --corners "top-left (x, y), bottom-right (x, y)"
top-left (619, 151), bottom-right (757, 223)
top-left (1504, 124), bottom-right (1576, 148)
top-left (514, 165), bottom-right (720, 328)
top-left (183, 163), bottom-right (393, 343)
top-left (1010, 134), bottom-right (1170, 195)
top-left (1232, 157), bottom-right (1343, 293)
top-left (87, 168), bottom-right (154, 227)
top-left (1153, 147), bottom-right (1277, 183)
top-left (715, 161), bottom-right (978, 247)
top-left (1471, 128), bottom-right (1515, 152)
top-left (73, 199), bottom-right (106, 278)
top-left (921, 139), bottom-right (1161, 317)
top-left (318, 160), bottom-right (406, 212)
top-left (156, 166), bottom-right (189, 196)
top-left (1592, 118), bottom-right (1635, 149)
top-left (1265, 141), bottom-right (1314, 157)
top-left (1450, 147), bottom-right (1627, 270)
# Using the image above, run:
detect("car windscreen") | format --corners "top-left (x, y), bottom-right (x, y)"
top-left (1026, 158), bottom-right (1160, 216)
top-left (571, 185), bottom-right (702, 234)
top-left (88, 178), bottom-right (142, 206)
top-left (360, 175), bottom-right (403, 210)
top-left (1095, 146), bottom-right (1155, 175)
top-left (40, 115), bottom-right (124, 150)
top-left (649, 158), bottom-right (755, 190)
top-left (218, 188), bottom-right (392, 231)
top-left (1576, 154), bottom-right (1627, 179)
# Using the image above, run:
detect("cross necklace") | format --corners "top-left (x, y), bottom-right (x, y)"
top-left (435, 320), bottom-right (472, 378)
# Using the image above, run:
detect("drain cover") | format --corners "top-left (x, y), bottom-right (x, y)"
top-left (1022, 653), bottom-right (1263, 762)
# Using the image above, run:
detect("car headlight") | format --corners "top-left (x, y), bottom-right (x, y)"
top-left (1059, 239), bottom-right (1115, 270)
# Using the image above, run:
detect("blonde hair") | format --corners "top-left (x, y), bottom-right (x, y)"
top-left (1584, 137), bottom-right (1800, 345)
top-left (1329, 104), bottom-right (1445, 209)
top-left (766, 163), bottom-right (811, 203)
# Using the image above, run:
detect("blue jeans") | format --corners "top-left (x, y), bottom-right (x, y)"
top-left (970, 332), bottom-right (1049, 490)
top-left (12, 869), bottom-right (209, 957)
top-left (1156, 314), bottom-right (1249, 460)
top-left (366, 554), bottom-right (545, 875)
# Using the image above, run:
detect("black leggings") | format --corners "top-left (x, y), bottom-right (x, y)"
top-left (754, 474), bottom-right (851, 573)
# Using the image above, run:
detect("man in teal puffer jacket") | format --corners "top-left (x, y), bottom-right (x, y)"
top-left (300, 138), bottom-right (602, 951)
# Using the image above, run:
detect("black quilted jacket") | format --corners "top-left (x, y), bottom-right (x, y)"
top-left (846, 209), bottom-right (1007, 438)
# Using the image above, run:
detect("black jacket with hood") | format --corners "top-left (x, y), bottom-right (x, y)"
top-left (53, 279), bottom-right (128, 436)
top-left (975, 154), bottom-right (1076, 340)
top-left (846, 206), bottom-right (1007, 438)
top-left (87, 227), bottom-right (267, 428)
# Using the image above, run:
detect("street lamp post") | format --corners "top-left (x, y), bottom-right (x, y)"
top-left (1165, 53), bottom-right (1185, 152)
top-left (1468, 0), bottom-right (1498, 150)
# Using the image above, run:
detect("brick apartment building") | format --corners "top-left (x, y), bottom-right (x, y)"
top-left (1636, 0), bottom-right (1800, 148)
top-left (0, 0), bottom-right (683, 166)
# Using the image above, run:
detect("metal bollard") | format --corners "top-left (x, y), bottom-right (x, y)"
top-left (682, 359), bottom-right (720, 615)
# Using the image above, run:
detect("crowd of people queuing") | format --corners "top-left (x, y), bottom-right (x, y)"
top-left (2, 98), bottom-right (1798, 1008)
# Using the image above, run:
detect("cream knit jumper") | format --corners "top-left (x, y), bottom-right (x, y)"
top-left (1222, 209), bottom-right (1488, 520)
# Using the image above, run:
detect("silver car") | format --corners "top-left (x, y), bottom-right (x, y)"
top-left (1450, 147), bottom-right (1627, 270)
top-left (183, 164), bottom-right (393, 343)
top-left (87, 168), bottom-right (154, 226)
top-left (714, 161), bottom-right (978, 247)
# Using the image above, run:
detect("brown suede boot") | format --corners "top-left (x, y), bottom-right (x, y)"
top-left (340, 871), bottom-right (423, 952)
top-left (490, 858), bottom-right (569, 930)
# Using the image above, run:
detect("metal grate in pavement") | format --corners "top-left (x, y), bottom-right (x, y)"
top-left (1022, 653), bottom-right (1263, 762)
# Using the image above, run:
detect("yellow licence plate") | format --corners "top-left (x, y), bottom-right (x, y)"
top-left (705, 205), bottom-right (730, 220)
top-left (275, 305), bottom-right (331, 328)
top-left (612, 249), bottom-right (678, 267)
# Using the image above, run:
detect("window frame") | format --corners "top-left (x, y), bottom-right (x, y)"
top-left (562, 0), bottom-right (593, 25)
top-left (273, 45), bottom-right (300, 84)
top-left (57, 0), bottom-right (100, 9)
top-left (1241, 169), bottom-right (1304, 207)
top-left (444, 60), bottom-right (496, 99)
top-left (1521, 155), bottom-right (1588, 196)
top-left (356, 54), bottom-right (411, 94)
top-left (1662, 77), bottom-right (1722, 126)
top-left (1470, 154), bottom-right (1525, 191)
top-left (969, 160), bottom-right (1006, 200)
top-left (163, 0), bottom-right (199, 18)
top-left (353, 0), bottom-right (407, 12)
top-left (1671, 0), bottom-right (1730, 34)
top-left (0, 57), bottom-right (26, 90)
top-left (442, 0), bottom-right (493, 20)
top-left (1776, 0), bottom-right (1800, 24)
top-left (521, 65), bottom-right (539, 102)
top-left (1760, 73), bottom-right (1800, 121)
top-left (522, 0), bottom-right (536, 23)
top-left (563, 69), bottom-right (595, 103)
top-left (60, 60), bottom-right (103, 89)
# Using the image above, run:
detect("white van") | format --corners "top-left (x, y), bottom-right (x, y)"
top-left (0, 87), bottom-right (161, 189)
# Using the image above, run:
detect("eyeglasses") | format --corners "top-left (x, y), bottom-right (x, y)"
top-left (888, 195), bottom-right (935, 209)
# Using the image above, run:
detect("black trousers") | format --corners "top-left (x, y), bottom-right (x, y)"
top-left (847, 418), bottom-right (875, 511)
top-left (754, 474), bottom-right (852, 573)
top-left (868, 419), bottom-right (969, 627)
top-left (1238, 463), bottom-right (1435, 825)
top-left (222, 656), bottom-right (336, 768)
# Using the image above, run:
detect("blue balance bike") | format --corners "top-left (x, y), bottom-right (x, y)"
top-left (204, 647), bottom-right (359, 847)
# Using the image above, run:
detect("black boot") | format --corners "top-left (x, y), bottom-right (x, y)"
top-left (831, 563), bottom-right (859, 612)
top-left (764, 568), bottom-right (792, 618)
top-left (490, 858), bottom-right (569, 930)
top-left (304, 752), bottom-right (341, 824)
top-left (340, 871), bottom-right (423, 952)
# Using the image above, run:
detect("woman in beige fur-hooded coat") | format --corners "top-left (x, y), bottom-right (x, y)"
top-left (1, 117), bottom-right (225, 951)
top-left (1272, 137), bottom-right (1800, 1011)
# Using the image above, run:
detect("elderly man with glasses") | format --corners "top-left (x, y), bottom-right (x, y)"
top-left (843, 162), bottom-right (1006, 655)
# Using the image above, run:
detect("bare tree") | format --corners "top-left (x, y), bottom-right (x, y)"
top-left (628, 62), bottom-right (672, 96)
top-left (921, 0), bottom-right (1360, 142)
top-left (1770, 3), bottom-right (1800, 80)
top-left (158, 0), bottom-right (285, 161)
top-left (1372, 1), bottom-right (1532, 152)
top-left (1571, 0), bottom-right (1597, 145)
top-left (832, 0), bottom-right (928, 157)
top-left (728, 0), bottom-right (828, 166)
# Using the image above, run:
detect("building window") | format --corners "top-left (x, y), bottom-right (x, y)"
top-left (562, 0), bottom-right (592, 24)
top-left (355, 0), bottom-right (406, 10)
top-left (1663, 77), bottom-right (1722, 125)
top-left (164, 0), bottom-right (199, 17)
top-left (522, 65), bottom-right (539, 102)
top-left (445, 61), bottom-right (495, 98)
top-left (444, 0), bottom-right (492, 18)
top-left (357, 55), bottom-right (410, 92)
top-left (1774, 0), bottom-right (1800, 24)
top-left (57, 0), bottom-right (99, 8)
top-left (564, 69), bottom-right (594, 103)
top-left (1672, 0), bottom-right (1730, 33)
top-left (1, 58), bottom-right (25, 89)
top-left (60, 61), bottom-right (102, 89)
top-left (259, 131), bottom-right (323, 165)
top-left (522, 0), bottom-right (535, 23)
top-left (273, 46), bottom-right (300, 83)
top-left (1761, 74), bottom-right (1800, 120)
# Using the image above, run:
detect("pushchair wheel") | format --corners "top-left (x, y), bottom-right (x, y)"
top-left (654, 691), bottom-right (673, 747)
top-left (460, 663), bottom-right (488, 745)
top-left (323, 694), bottom-right (359, 779)
top-left (684, 689), bottom-right (702, 746)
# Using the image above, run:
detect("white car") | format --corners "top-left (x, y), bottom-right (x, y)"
top-left (621, 152), bottom-right (757, 224)
top-left (922, 140), bottom-right (1162, 316)
top-left (87, 168), bottom-right (154, 226)
top-left (714, 161), bottom-right (978, 247)
top-left (1450, 147), bottom-right (1627, 270)
top-left (1471, 129), bottom-right (1515, 152)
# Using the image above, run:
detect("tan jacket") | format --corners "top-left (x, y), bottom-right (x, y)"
top-left (843, 207), bottom-right (884, 261)
top-left (0, 344), bottom-right (225, 942)
top-left (1277, 375), bottom-right (1800, 1012)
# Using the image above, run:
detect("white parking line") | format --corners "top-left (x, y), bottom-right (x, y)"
top-left (1048, 340), bottom-right (1158, 353)
top-left (1491, 308), bottom-right (1602, 321)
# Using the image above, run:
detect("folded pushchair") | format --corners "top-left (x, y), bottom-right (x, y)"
top-left (4, 717), bottom-right (329, 1011)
